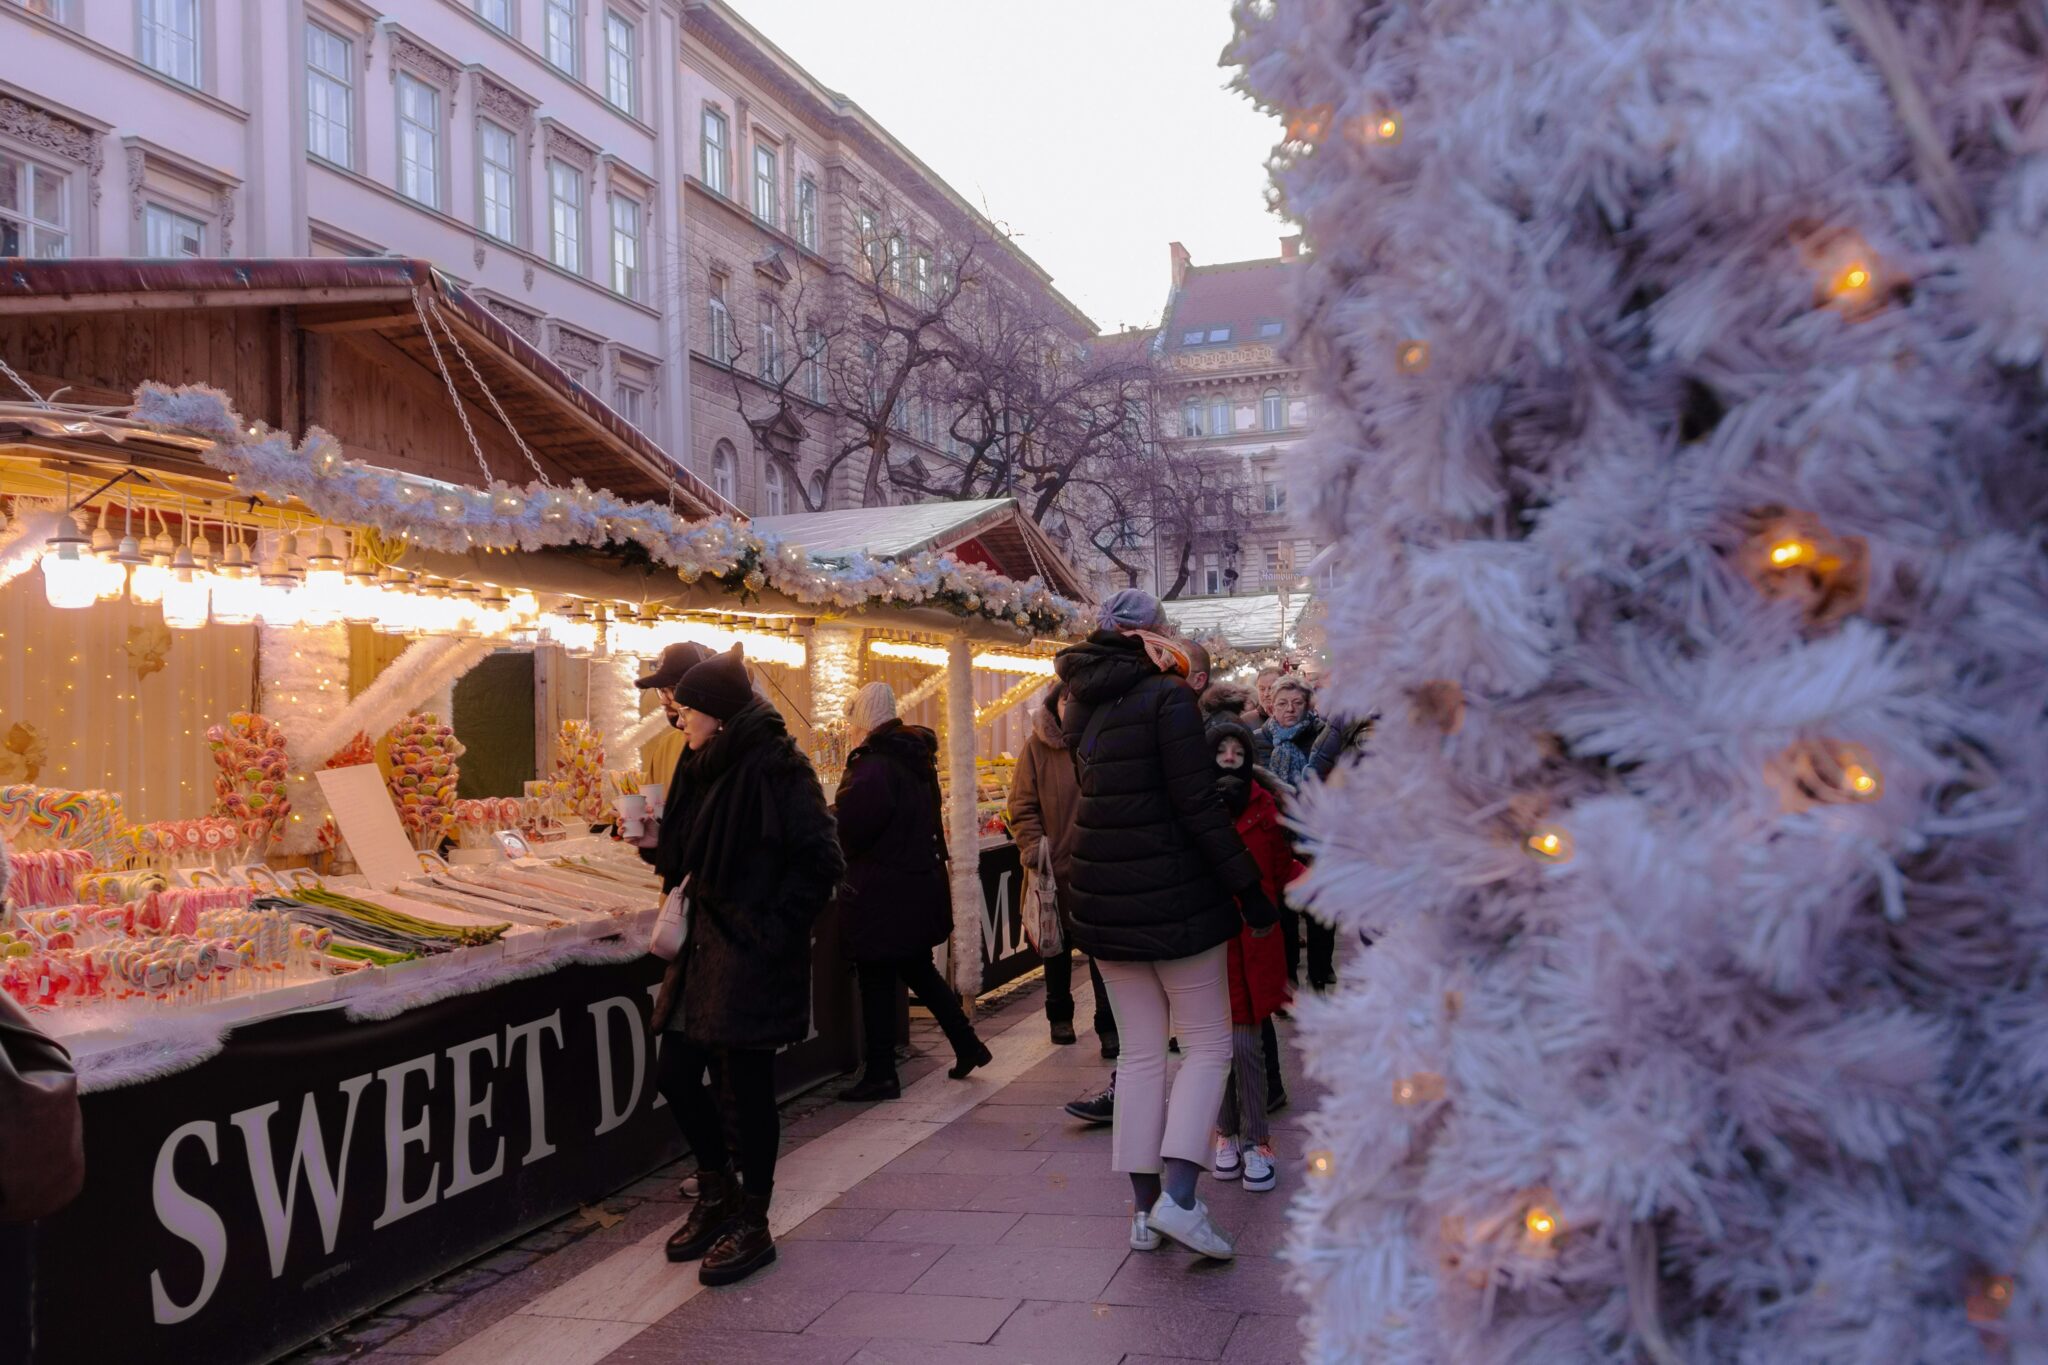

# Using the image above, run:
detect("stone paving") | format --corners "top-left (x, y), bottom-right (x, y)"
top-left (283, 974), bottom-right (1313, 1365)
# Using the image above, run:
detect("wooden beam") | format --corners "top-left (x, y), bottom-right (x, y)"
top-left (296, 305), bottom-right (417, 334)
top-left (326, 327), bottom-right (521, 481)
top-left (0, 287), bottom-right (416, 316)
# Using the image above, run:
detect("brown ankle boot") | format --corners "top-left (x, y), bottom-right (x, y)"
top-left (698, 1191), bottom-right (775, 1285)
top-left (664, 1164), bottom-right (740, 1262)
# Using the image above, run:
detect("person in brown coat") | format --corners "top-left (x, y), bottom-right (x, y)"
top-left (1009, 682), bottom-right (1118, 1057)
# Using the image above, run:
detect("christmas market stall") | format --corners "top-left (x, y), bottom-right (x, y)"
top-left (0, 259), bottom-right (1085, 1365)
top-left (750, 497), bottom-right (1087, 992)
top-left (1165, 585), bottom-right (1322, 680)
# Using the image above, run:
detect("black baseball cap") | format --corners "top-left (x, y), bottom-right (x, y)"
top-left (635, 641), bottom-right (711, 691)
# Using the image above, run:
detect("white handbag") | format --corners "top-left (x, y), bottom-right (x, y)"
top-left (650, 877), bottom-right (690, 960)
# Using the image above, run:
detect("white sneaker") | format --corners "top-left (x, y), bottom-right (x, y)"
top-left (1241, 1141), bottom-right (1277, 1192)
top-left (1212, 1133), bottom-right (1242, 1180)
top-left (1148, 1194), bottom-right (1236, 1260)
top-left (1128, 1209), bottom-right (1162, 1251)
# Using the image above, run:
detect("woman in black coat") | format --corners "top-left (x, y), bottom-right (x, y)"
top-left (1055, 589), bottom-right (1277, 1261)
top-left (833, 681), bottom-right (991, 1102)
top-left (653, 646), bottom-right (844, 1288)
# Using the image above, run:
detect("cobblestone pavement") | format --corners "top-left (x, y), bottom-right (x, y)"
top-left (280, 971), bottom-right (1314, 1365)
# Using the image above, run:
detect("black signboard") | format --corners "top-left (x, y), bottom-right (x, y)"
top-left (977, 841), bottom-right (1039, 994)
top-left (35, 944), bottom-right (858, 1365)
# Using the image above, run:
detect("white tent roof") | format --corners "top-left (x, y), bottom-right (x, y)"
top-left (1165, 592), bottom-right (1309, 650)
top-left (749, 497), bottom-right (1090, 600)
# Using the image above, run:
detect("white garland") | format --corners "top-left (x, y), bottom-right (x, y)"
top-left (286, 636), bottom-right (496, 771)
top-left (261, 619), bottom-right (350, 854)
top-left (614, 709), bottom-right (671, 767)
top-left (131, 382), bottom-right (1088, 635)
top-left (588, 657), bottom-right (640, 747)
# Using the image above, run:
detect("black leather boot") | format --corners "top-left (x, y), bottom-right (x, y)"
top-left (698, 1191), bottom-right (776, 1286)
top-left (837, 1071), bottom-right (901, 1102)
top-left (664, 1164), bottom-right (740, 1262)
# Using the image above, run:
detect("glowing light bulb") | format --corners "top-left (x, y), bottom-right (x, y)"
top-left (1524, 1206), bottom-right (1558, 1242)
top-left (1377, 114), bottom-right (1400, 140)
top-left (39, 518), bottom-right (98, 610)
top-left (299, 533), bottom-right (346, 627)
top-left (1397, 339), bottom-right (1431, 373)
top-left (1524, 826), bottom-right (1573, 864)
top-left (1767, 538), bottom-right (1814, 568)
top-left (1838, 263), bottom-right (1870, 293)
top-left (1392, 1072), bottom-right (1446, 1106)
top-left (161, 548), bottom-right (211, 630)
top-left (1307, 1150), bottom-right (1334, 1178)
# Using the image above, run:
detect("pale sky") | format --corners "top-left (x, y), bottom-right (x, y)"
top-left (726, 0), bottom-right (1288, 334)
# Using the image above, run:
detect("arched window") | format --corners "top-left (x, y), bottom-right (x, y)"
top-left (763, 460), bottom-right (786, 516)
top-left (807, 472), bottom-right (827, 510)
top-left (712, 440), bottom-right (737, 503)
top-left (1261, 389), bottom-right (1284, 432)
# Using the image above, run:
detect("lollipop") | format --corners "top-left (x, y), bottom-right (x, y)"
top-left (384, 713), bottom-right (465, 851)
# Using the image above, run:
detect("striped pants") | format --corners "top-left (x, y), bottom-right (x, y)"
top-left (1217, 1023), bottom-right (1269, 1144)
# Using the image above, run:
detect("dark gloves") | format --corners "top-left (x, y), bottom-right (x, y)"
top-left (1238, 884), bottom-right (1279, 931)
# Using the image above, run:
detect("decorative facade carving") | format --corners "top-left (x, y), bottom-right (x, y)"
top-left (551, 327), bottom-right (603, 371)
top-left (483, 298), bottom-right (541, 346)
top-left (476, 79), bottom-right (534, 132)
top-left (473, 242), bottom-right (486, 270)
top-left (214, 187), bottom-right (234, 255)
top-left (543, 125), bottom-right (596, 171)
top-left (522, 263), bottom-right (535, 289)
top-left (0, 96), bottom-right (96, 166)
top-left (390, 36), bottom-right (456, 90)
top-left (125, 146), bottom-right (145, 220)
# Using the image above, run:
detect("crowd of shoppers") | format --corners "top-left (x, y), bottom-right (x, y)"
top-left (635, 590), bottom-right (1367, 1282)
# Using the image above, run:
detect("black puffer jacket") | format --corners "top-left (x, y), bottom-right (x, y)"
top-left (1055, 631), bottom-right (1263, 962)
top-left (652, 700), bottom-right (844, 1046)
top-left (833, 719), bottom-right (951, 962)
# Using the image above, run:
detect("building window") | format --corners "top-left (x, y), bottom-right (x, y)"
top-left (1262, 481), bottom-right (1285, 514)
top-left (1181, 329), bottom-right (1205, 345)
top-left (1259, 321), bottom-right (1284, 338)
top-left (712, 441), bottom-right (737, 503)
top-left (479, 121), bottom-right (517, 243)
top-left (804, 326), bottom-right (826, 402)
top-left (604, 11), bottom-right (636, 113)
top-left (608, 192), bottom-right (640, 297)
top-left (396, 73), bottom-right (441, 209)
top-left (476, 0), bottom-right (511, 31)
top-left (913, 249), bottom-right (932, 303)
top-left (700, 108), bottom-right (728, 196)
top-left (1261, 389), bottom-right (1284, 432)
top-left (887, 234), bottom-right (904, 288)
top-left (756, 317), bottom-right (782, 382)
top-left (807, 471), bottom-right (825, 510)
top-left (1203, 554), bottom-right (1222, 596)
top-left (796, 175), bottom-right (818, 250)
top-left (544, 0), bottom-right (578, 74)
top-left (0, 153), bottom-right (69, 258)
top-left (762, 461), bottom-right (786, 516)
top-left (752, 144), bottom-right (777, 226)
top-left (917, 402), bottom-right (935, 445)
top-left (1210, 399), bottom-right (1232, 436)
top-left (614, 381), bottom-right (644, 428)
top-left (304, 23), bottom-right (353, 168)
top-left (707, 274), bottom-right (731, 364)
top-left (548, 161), bottom-right (583, 272)
top-left (857, 208), bottom-right (882, 278)
top-left (1180, 401), bottom-right (1203, 438)
top-left (1208, 327), bottom-right (1231, 343)
top-left (144, 202), bottom-right (205, 257)
top-left (139, 0), bottom-right (200, 86)
top-left (17, 0), bottom-right (67, 17)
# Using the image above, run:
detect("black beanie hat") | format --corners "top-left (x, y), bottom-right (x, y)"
top-left (1206, 712), bottom-right (1260, 764)
top-left (671, 644), bottom-right (753, 721)
top-left (635, 641), bottom-right (711, 691)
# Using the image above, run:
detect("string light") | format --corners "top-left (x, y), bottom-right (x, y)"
top-left (1524, 825), bottom-right (1574, 864)
top-left (1397, 340), bottom-right (1431, 374)
top-left (1392, 1072), bottom-right (1446, 1106)
top-left (1766, 537), bottom-right (1814, 568)
top-left (1524, 1205), bottom-right (1558, 1243)
top-left (1307, 1150), bottom-right (1334, 1178)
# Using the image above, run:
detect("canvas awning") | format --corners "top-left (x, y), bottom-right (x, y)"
top-left (748, 497), bottom-right (1090, 602)
top-left (1165, 592), bottom-right (1309, 650)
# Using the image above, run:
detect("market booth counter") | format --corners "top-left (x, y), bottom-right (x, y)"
top-left (0, 259), bottom-right (1087, 1365)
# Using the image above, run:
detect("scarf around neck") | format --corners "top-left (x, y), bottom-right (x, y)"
top-left (674, 699), bottom-right (797, 902)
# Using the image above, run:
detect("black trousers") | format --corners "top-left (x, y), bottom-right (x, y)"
top-left (858, 955), bottom-right (979, 1079)
top-left (656, 1036), bottom-right (779, 1196)
top-left (0, 1221), bottom-right (32, 1363)
top-left (1043, 949), bottom-right (1115, 1035)
top-left (1282, 898), bottom-right (1337, 989)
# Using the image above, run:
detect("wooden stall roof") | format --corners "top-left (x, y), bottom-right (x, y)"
top-left (0, 258), bottom-right (732, 516)
top-left (747, 497), bottom-right (1092, 602)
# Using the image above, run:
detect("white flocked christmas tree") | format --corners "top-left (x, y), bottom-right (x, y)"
top-left (1230, 2), bottom-right (2048, 1361)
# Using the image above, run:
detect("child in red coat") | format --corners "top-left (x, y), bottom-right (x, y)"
top-left (1208, 714), bottom-right (1301, 1192)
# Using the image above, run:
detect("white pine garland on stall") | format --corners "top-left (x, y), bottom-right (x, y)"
top-left (129, 382), bottom-right (1088, 636)
top-left (286, 636), bottom-right (496, 772)
top-left (942, 637), bottom-right (982, 994)
top-left (587, 657), bottom-right (640, 748)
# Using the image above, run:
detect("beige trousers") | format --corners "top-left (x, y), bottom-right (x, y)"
top-left (1097, 944), bottom-right (1233, 1173)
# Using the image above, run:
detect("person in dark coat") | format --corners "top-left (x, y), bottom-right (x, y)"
top-left (834, 681), bottom-right (991, 1101)
top-left (1009, 683), bottom-right (1117, 1054)
top-left (634, 642), bottom-right (710, 893)
top-left (1054, 588), bottom-right (1277, 1261)
top-left (653, 645), bottom-right (844, 1288)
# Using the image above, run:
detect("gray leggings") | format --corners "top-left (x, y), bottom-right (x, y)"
top-left (1217, 1023), bottom-right (1269, 1144)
